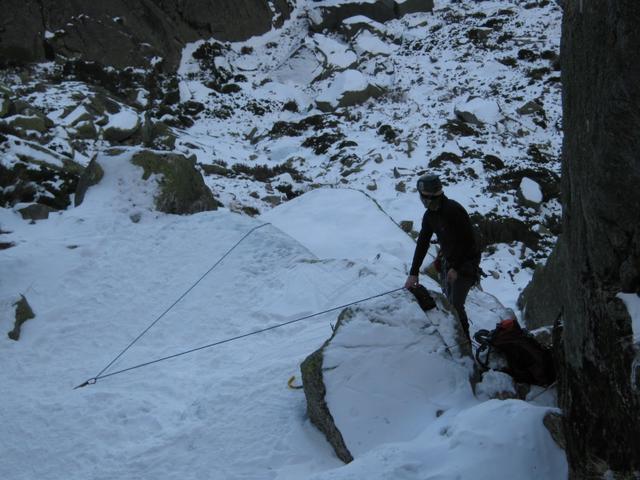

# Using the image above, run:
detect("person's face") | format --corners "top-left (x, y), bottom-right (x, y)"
top-left (420, 192), bottom-right (442, 211)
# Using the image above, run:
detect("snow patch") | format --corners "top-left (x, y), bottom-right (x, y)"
top-left (520, 177), bottom-right (543, 204)
top-left (617, 293), bottom-right (640, 343)
top-left (455, 97), bottom-right (502, 125)
top-left (354, 30), bottom-right (395, 56)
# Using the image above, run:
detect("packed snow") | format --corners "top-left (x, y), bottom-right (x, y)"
top-left (1, 157), bottom-right (565, 479)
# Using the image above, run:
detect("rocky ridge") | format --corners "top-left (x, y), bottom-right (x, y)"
top-left (1, 0), bottom-right (563, 293)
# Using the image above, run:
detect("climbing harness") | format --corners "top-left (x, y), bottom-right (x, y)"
top-left (74, 286), bottom-right (404, 389)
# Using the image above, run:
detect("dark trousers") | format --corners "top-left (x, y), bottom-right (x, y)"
top-left (441, 262), bottom-right (476, 341)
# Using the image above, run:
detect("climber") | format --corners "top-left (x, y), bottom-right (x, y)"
top-left (404, 173), bottom-right (481, 341)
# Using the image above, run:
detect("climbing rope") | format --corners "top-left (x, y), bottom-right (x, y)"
top-left (74, 287), bottom-right (405, 389)
top-left (88, 222), bottom-right (271, 384)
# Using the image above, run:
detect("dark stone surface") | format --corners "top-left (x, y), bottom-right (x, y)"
top-left (309, 0), bottom-right (434, 33)
top-left (74, 157), bottom-right (104, 207)
top-left (522, 1), bottom-right (640, 477)
top-left (18, 203), bottom-right (57, 221)
top-left (0, 0), bottom-right (292, 71)
top-left (470, 213), bottom-right (541, 252)
top-left (8, 295), bottom-right (35, 341)
top-left (300, 311), bottom-right (354, 464)
top-left (518, 246), bottom-right (563, 329)
top-left (131, 150), bottom-right (219, 214)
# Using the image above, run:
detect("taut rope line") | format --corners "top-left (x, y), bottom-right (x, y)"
top-left (88, 222), bottom-right (271, 384)
top-left (75, 287), bottom-right (405, 389)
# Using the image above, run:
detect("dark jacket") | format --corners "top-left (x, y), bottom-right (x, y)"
top-left (409, 195), bottom-right (479, 276)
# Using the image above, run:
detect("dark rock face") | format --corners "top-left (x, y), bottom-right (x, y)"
top-left (0, 0), bottom-right (292, 71)
top-left (300, 308), bottom-right (354, 464)
top-left (522, 1), bottom-right (640, 477)
top-left (470, 213), bottom-right (541, 252)
top-left (309, 0), bottom-right (434, 33)
top-left (74, 157), bottom-right (104, 207)
top-left (8, 295), bottom-right (35, 341)
top-left (131, 150), bottom-right (220, 214)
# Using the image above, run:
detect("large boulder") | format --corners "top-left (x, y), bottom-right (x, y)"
top-left (316, 70), bottom-right (385, 112)
top-left (300, 289), bottom-right (469, 463)
top-left (454, 97), bottom-right (502, 127)
top-left (130, 150), bottom-right (219, 214)
top-left (18, 203), bottom-right (57, 221)
top-left (74, 156), bottom-right (104, 207)
top-left (0, 0), bottom-right (292, 71)
top-left (74, 149), bottom-right (219, 215)
top-left (0, 137), bottom-right (83, 210)
top-left (8, 295), bottom-right (35, 341)
top-left (102, 109), bottom-right (141, 143)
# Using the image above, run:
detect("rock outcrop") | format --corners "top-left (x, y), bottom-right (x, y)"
top-left (130, 150), bottom-right (220, 214)
top-left (0, 0), bottom-right (292, 71)
top-left (0, 137), bottom-right (83, 210)
top-left (300, 289), bottom-right (469, 463)
top-left (8, 295), bottom-right (35, 341)
top-left (74, 149), bottom-right (219, 215)
top-left (309, 0), bottom-right (434, 33)
top-left (520, 1), bottom-right (640, 477)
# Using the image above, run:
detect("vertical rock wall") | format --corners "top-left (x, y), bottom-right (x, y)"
top-left (528, 1), bottom-right (640, 477)
top-left (0, 0), bottom-right (292, 70)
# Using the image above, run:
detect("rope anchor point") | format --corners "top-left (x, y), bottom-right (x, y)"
top-left (74, 378), bottom-right (97, 390)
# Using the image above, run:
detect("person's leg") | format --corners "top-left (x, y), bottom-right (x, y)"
top-left (449, 275), bottom-right (475, 341)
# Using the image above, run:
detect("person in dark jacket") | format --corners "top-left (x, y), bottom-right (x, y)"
top-left (405, 173), bottom-right (480, 341)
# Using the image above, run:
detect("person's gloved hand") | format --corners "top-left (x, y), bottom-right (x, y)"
top-left (404, 275), bottom-right (419, 289)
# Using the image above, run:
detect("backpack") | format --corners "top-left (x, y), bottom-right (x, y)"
top-left (474, 318), bottom-right (556, 386)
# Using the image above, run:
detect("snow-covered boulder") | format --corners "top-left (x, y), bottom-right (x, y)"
top-left (75, 149), bottom-right (218, 215)
top-left (2, 114), bottom-right (50, 134)
top-left (339, 15), bottom-right (390, 41)
top-left (309, 34), bottom-right (358, 75)
top-left (454, 97), bottom-right (502, 127)
top-left (518, 177), bottom-right (543, 208)
top-left (300, 289), bottom-right (470, 463)
top-left (300, 283), bottom-right (567, 475)
top-left (353, 29), bottom-right (396, 57)
top-left (0, 136), bottom-right (83, 210)
top-left (316, 69), bottom-right (384, 112)
top-left (102, 108), bottom-right (141, 143)
top-left (17, 203), bottom-right (57, 221)
top-left (276, 45), bottom-right (325, 85)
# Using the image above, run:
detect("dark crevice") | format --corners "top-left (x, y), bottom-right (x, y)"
top-left (36, 0), bottom-right (55, 60)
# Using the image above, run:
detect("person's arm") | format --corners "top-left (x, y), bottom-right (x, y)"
top-left (409, 216), bottom-right (433, 276)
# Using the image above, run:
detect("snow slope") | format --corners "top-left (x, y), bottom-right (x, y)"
top-left (1, 156), bottom-right (565, 479)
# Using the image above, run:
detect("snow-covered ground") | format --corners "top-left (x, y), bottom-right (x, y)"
top-left (1, 0), bottom-right (567, 478)
top-left (1, 155), bottom-right (565, 479)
